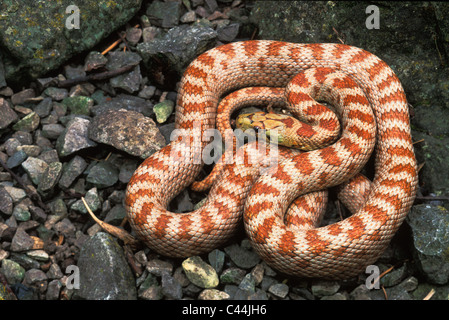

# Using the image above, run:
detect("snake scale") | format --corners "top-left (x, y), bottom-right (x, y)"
top-left (125, 40), bottom-right (418, 279)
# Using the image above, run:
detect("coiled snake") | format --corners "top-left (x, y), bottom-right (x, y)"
top-left (125, 40), bottom-right (417, 279)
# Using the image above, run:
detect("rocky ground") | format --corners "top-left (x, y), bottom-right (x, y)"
top-left (1, 1), bottom-right (449, 300)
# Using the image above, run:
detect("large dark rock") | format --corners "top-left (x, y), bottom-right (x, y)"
top-left (0, 0), bottom-right (142, 86)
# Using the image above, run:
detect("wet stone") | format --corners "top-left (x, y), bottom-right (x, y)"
top-left (88, 109), bottom-right (165, 159)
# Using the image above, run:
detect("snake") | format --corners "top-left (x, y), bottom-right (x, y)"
top-left (125, 40), bottom-right (418, 279)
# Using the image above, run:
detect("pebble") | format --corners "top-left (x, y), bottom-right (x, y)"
top-left (1, 259), bottom-right (25, 284)
top-left (161, 272), bottom-right (183, 299)
top-left (208, 249), bottom-right (225, 273)
top-left (198, 289), bottom-right (230, 300)
top-left (182, 256), bottom-right (219, 289)
top-left (311, 281), bottom-right (341, 297)
top-left (10, 228), bottom-right (36, 252)
top-left (86, 161), bottom-right (119, 189)
top-left (56, 117), bottom-right (97, 157)
top-left (146, 258), bottom-right (173, 276)
top-left (268, 283), bottom-right (289, 299)
top-left (58, 155), bottom-right (87, 189)
top-left (224, 242), bottom-right (260, 269)
top-left (12, 112), bottom-right (40, 132)
top-left (75, 232), bottom-right (137, 300)
top-left (0, 98), bottom-right (18, 129)
top-left (0, 187), bottom-right (14, 215)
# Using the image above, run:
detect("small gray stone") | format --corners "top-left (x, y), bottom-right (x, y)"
top-left (34, 97), bottom-right (53, 117)
top-left (0, 98), bottom-right (18, 129)
top-left (406, 204), bottom-right (449, 284)
top-left (56, 117), bottom-right (97, 157)
top-left (41, 124), bottom-right (65, 140)
top-left (104, 204), bottom-right (127, 226)
top-left (146, 0), bottom-right (181, 28)
top-left (11, 88), bottom-right (35, 105)
top-left (220, 268), bottom-right (246, 285)
top-left (46, 280), bottom-right (62, 300)
top-left (10, 228), bottom-right (35, 252)
top-left (311, 280), bottom-right (340, 297)
top-left (71, 187), bottom-right (101, 214)
top-left (21, 156), bottom-right (48, 185)
top-left (58, 155), bottom-right (87, 189)
top-left (88, 109), bottom-right (165, 159)
top-left (217, 22), bottom-right (240, 42)
top-left (224, 243), bottom-right (260, 269)
top-left (12, 202), bottom-right (31, 222)
top-left (38, 161), bottom-right (63, 194)
top-left (268, 283), bottom-right (289, 299)
top-left (182, 256), bottom-right (219, 288)
top-left (208, 249), bottom-right (225, 273)
top-left (0, 187), bottom-right (13, 215)
top-left (84, 51), bottom-right (108, 72)
top-left (239, 273), bottom-right (256, 293)
top-left (161, 272), bottom-right (183, 299)
top-left (146, 259), bottom-right (174, 276)
top-left (0, 259), bottom-right (25, 284)
top-left (23, 268), bottom-right (47, 285)
top-left (76, 232), bottom-right (137, 300)
top-left (53, 218), bottom-right (77, 238)
top-left (86, 161), bottom-right (119, 188)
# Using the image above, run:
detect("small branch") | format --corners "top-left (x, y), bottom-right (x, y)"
top-left (56, 62), bottom-right (139, 88)
top-left (82, 197), bottom-right (140, 249)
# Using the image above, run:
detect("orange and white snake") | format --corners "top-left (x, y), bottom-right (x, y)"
top-left (125, 40), bottom-right (418, 279)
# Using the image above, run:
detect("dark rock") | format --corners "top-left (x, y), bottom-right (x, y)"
top-left (217, 22), bottom-right (240, 42)
top-left (88, 109), bottom-right (165, 159)
top-left (146, 259), bottom-right (173, 276)
top-left (84, 51), bottom-right (108, 72)
top-left (41, 124), bottom-right (65, 140)
top-left (6, 150), bottom-right (28, 169)
top-left (0, 0), bottom-right (143, 85)
top-left (11, 89), bottom-right (35, 105)
top-left (71, 187), bottom-right (101, 214)
top-left (21, 156), bottom-right (48, 185)
top-left (0, 98), bottom-right (18, 129)
top-left (75, 232), bottom-right (137, 300)
top-left (91, 94), bottom-right (154, 117)
top-left (208, 249), bottom-right (225, 273)
top-left (56, 117), bottom-right (97, 157)
top-left (34, 97), bottom-right (53, 117)
top-left (46, 280), bottom-right (62, 300)
top-left (12, 112), bottom-right (40, 132)
top-left (0, 187), bottom-right (13, 215)
top-left (86, 161), bottom-right (119, 189)
top-left (224, 242), bottom-right (260, 269)
top-left (0, 259), bottom-right (25, 284)
top-left (43, 87), bottom-right (69, 101)
top-left (146, 0), bottom-right (182, 28)
top-left (58, 155), bottom-right (87, 189)
top-left (407, 204), bottom-right (449, 284)
top-left (161, 272), bottom-right (183, 299)
top-left (10, 228), bottom-right (35, 252)
top-left (137, 24), bottom-right (217, 81)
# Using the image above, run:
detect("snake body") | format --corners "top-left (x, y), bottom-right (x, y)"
top-left (125, 41), bottom-right (418, 279)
